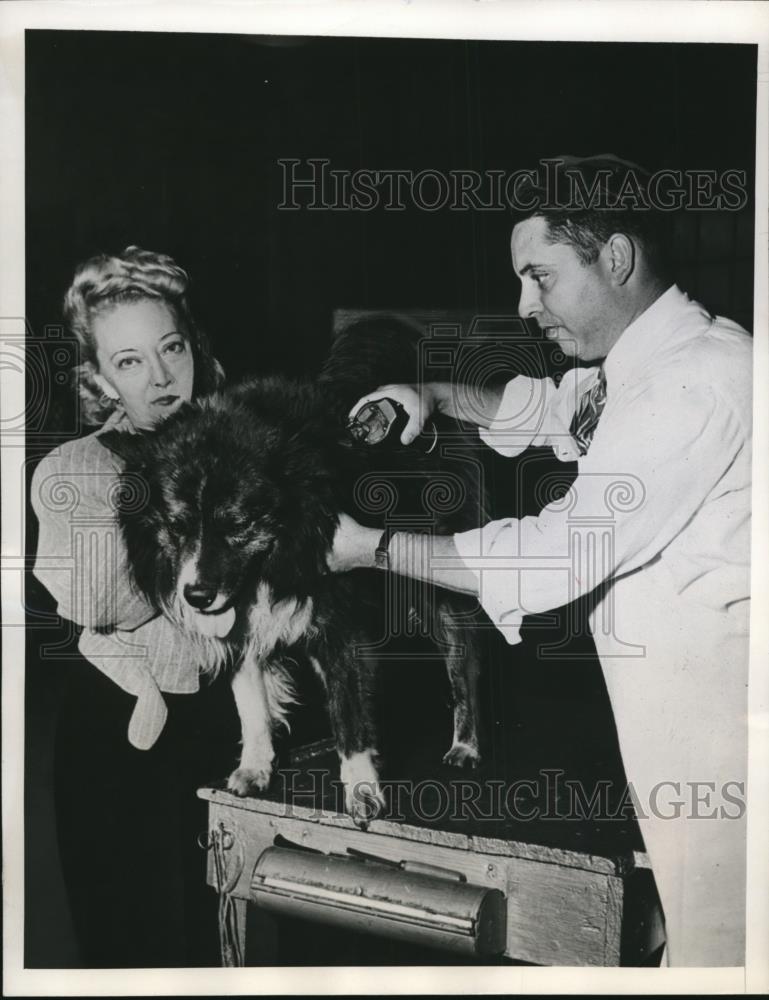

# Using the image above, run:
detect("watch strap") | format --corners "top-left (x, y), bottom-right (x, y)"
top-left (375, 527), bottom-right (394, 570)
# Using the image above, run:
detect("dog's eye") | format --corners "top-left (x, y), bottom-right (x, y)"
top-left (220, 518), bottom-right (252, 540)
top-left (213, 507), bottom-right (246, 530)
top-left (225, 531), bottom-right (251, 546)
top-left (165, 513), bottom-right (194, 538)
top-left (226, 529), bottom-right (273, 553)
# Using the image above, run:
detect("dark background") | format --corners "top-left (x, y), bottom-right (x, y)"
top-left (26, 32), bottom-right (756, 382)
top-left (24, 31), bottom-right (757, 968)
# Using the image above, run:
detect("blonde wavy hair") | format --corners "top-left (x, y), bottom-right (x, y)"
top-left (64, 245), bottom-right (225, 426)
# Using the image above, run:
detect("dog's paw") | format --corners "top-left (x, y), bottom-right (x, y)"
top-left (226, 764), bottom-right (273, 797)
top-left (340, 749), bottom-right (385, 829)
top-left (443, 741), bottom-right (481, 769)
top-left (345, 781), bottom-right (387, 830)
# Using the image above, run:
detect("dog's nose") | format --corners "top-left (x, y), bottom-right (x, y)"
top-left (184, 583), bottom-right (217, 610)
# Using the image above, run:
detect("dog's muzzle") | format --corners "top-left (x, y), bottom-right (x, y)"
top-left (181, 582), bottom-right (238, 638)
top-left (184, 583), bottom-right (218, 611)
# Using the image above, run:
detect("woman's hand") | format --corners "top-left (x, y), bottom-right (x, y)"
top-left (327, 512), bottom-right (381, 573)
top-left (349, 383), bottom-right (437, 446)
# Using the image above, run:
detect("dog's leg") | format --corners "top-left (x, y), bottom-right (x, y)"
top-left (315, 647), bottom-right (385, 829)
top-left (339, 747), bottom-right (385, 830)
top-left (227, 657), bottom-right (275, 796)
top-left (434, 598), bottom-right (483, 769)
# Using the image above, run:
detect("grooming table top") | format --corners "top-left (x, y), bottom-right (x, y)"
top-left (197, 725), bottom-right (657, 967)
top-left (197, 653), bottom-right (661, 966)
top-left (200, 657), bottom-right (647, 866)
top-left (200, 733), bottom-right (645, 873)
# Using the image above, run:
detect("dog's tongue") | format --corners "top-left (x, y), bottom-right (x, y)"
top-left (196, 606), bottom-right (236, 638)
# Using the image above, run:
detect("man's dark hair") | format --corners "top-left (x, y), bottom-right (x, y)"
top-left (514, 155), bottom-right (672, 279)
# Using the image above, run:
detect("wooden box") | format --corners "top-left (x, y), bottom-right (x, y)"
top-left (198, 742), bottom-right (662, 967)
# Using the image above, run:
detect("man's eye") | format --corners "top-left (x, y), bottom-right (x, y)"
top-left (531, 273), bottom-right (548, 287)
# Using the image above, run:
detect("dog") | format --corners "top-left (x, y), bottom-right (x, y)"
top-left (103, 317), bottom-right (488, 827)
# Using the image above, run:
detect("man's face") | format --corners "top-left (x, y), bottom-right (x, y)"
top-left (511, 216), bottom-right (619, 362)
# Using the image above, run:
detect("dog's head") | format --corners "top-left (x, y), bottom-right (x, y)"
top-left (103, 384), bottom-right (340, 636)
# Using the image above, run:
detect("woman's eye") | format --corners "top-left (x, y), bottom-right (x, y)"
top-left (163, 339), bottom-right (187, 356)
top-left (116, 356), bottom-right (141, 370)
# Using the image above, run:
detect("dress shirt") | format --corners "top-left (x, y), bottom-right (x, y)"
top-left (454, 284), bottom-right (751, 648)
top-left (453, 284), bottom-right (752, 965)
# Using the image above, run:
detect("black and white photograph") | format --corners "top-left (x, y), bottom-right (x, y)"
top-left (2, 0), bottom-right (768, 994)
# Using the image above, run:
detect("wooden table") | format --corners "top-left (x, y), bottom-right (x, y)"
top-left (198, 738), bottom-right (664, 967)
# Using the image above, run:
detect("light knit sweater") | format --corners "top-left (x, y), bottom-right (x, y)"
top-left (31, 409), bottom-right (205, 749)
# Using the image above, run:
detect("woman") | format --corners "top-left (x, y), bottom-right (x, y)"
top-left (32, 246), bottom-right (225, 748)
top-left (30, 247), bottom-right (236, 967)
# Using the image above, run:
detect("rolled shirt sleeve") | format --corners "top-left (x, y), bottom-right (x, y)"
top-left (477, 368), bottom-right (599, 462)
top-left (454, 371), bottom-right (746, 643)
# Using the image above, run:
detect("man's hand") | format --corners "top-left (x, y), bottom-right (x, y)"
top-left (349, 384), bottom-right (438, 446)
top-left (327, 512), bottom-right (381, 573)
top-left (349, 380), bottom-right (506, 437)
top-left (328, 513), bottom-right (479, 596)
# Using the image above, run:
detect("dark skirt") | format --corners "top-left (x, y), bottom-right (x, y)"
top-left (28, 646), bottom-right (240, 968)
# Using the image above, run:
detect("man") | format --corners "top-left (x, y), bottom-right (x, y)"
top-left (329, 156), bottom-right (752, 966)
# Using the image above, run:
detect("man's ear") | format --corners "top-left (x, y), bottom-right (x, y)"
top-left (604, 233), bottom-right (635, 285)
top-left (99, 430), bottom-right (152, 468)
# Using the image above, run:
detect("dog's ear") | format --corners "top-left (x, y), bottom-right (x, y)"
top-left (99, 430), bottom-right (153, 469)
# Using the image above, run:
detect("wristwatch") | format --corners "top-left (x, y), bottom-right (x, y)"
top-left (375, 528), bottom-right (394, 570)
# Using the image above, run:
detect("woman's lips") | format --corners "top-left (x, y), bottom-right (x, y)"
top-left (153, 395), bottom-right (180, 406)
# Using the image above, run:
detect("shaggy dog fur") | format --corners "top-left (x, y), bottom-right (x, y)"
top-left (103, 316), bottom-right (488, 827)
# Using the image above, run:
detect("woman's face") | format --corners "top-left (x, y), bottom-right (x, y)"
top-left (91, 299), bottom-right (195, 430)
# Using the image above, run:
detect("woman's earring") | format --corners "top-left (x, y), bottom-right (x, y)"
top-left (93, 372), bottom-right (121, 405)
top-left (99, 391), bottom-right (120, 408)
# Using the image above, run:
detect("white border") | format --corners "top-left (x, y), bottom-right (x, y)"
top-left (2, 1), bottom-right (768, 996)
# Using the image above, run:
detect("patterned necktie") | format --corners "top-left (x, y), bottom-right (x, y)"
top-left (569, 367), bottom-right (607, 456)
